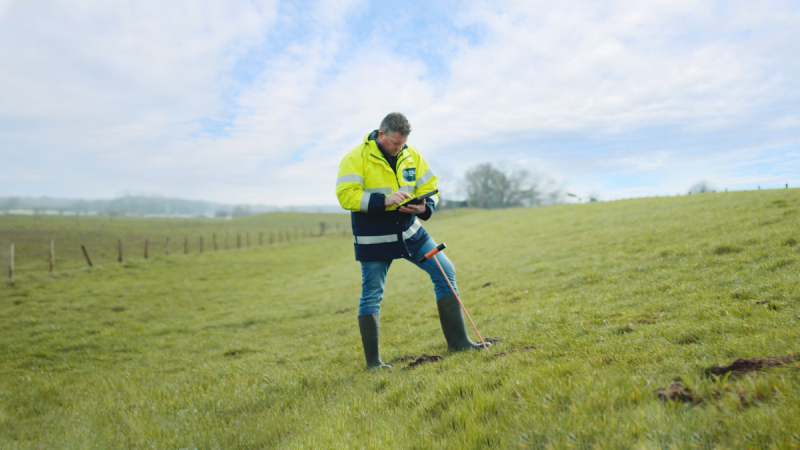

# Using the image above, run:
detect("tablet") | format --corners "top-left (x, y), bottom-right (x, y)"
top-left (399, 189), bottom-right (438, 208)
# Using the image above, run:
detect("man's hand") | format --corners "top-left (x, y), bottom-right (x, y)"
top-left (399, 201), bottom-right (427, 214)
top-left (385, 191), bottom-right (411, 207)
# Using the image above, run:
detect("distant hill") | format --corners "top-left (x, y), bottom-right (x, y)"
top-left (0, 196), bottom-right (344, 217)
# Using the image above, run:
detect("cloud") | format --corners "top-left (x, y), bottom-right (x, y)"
top-left (1, 0), bottom-right (798, 204)
top-left (1, 1), bottom-right (277, 145)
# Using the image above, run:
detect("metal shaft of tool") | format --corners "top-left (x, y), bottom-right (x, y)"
top-left (432, 254), bottom-right (490, 354)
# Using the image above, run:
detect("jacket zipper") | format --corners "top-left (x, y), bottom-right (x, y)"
top-left (372, 152), bottom-right (410, 189)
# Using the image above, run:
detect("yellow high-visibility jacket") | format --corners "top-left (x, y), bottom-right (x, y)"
top-left (336, 131), bottom-right (439, 261)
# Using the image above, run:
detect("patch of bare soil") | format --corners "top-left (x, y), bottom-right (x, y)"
top-left (335, 308), bottom-right (351, 314)
top-left (492, 346), bottom-right (535, 359)
top-left (391, 355), bottom-right (418, 363)
top-left (707, 355), bottom-right (799, 378)
top-left (402, 354), bottom-right (444, 370)
top-left (655, 382), bottom-right (700, 403)
top-left (483, 337), bottom-right (503, 344)
top-left (481, 281), bottom-right (494, 288)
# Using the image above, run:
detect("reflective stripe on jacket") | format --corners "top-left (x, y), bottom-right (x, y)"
top-left (336, 131), bottom-right (439, 262)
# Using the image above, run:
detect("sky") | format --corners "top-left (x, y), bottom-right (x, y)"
top-left (1, 0), bottom-right (799, 206)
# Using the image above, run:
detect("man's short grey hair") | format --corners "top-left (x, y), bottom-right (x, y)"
top-left (379, 112), bottom-right (412, 136)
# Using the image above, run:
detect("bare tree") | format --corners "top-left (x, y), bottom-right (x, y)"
top-left (688, 181), bottom-right (714, 195)
top-left (462, 163), bottom-right (559, 209)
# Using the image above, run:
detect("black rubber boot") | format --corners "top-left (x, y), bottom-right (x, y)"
top-left (437, 295), bottom-right (492, 352)
top-left (358, 313), bottom-right (391, 370)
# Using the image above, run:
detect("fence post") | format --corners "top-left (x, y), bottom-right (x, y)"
top-left (286, 231), bottom-right (291, 242)
top-left (225, 233), bottom-right (229, 250)
top-left (81, 244), bottom-right (93, 267)
top-left (259, 232), bottom-right (263, 245)
top-left (246, 232), bottom-right (250, 247)
top-left (294, 228), bottom-right (298, 240)
top-left (8, 243), bottom-right (13, 279)
top-left (184, 237), bottom-right (189, 254)
top-left (50, 239), bottom-right (55, 272)
top-left (213, 233), bottom-right (218, 251)
top-left (199, 236), bottom-right (204, 253)
top-left (118, 239), bottom-right (123, 263)
top-left (144, 238), bottom-right (149, 259)
top-left (320, 222), bottom-right (325, 236)
top-left (270, 231), bottom-right (274, 244)
top-left (165, 237), bottom-right (170, 255)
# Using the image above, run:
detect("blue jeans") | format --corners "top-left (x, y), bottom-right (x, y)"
top-left (359, 238), bottom-right (459, 315)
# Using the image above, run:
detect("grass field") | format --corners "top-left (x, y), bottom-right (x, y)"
top-left (0, 212), bottom-right (351, 273)
top-left (1, 189), bottom-right (799, 449)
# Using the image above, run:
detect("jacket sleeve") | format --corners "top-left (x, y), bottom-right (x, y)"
top-left (417, 203), bottom-right (432, 221)
top-left (413, 152), bottom-right (439, 216)
top-left (336, 149), bottom-right (386, 213)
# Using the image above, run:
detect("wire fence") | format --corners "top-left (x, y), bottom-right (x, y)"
top-left (4, 221), bottom-right (352, 278)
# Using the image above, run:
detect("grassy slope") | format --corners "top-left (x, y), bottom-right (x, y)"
top-left (1, 190), bottom-right (799, 449)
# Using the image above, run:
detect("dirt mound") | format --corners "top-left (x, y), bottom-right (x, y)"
top-left (707, 355), bottom-right (799, 378)
top-left (481, 281), bottom-right (494, 288)
top-left (335, 308), bottom-right (351, 314)
top-left (403, 354), bottom-right (444, 370)
top-left (493, 346), bottom-right (535, 359)
top-left (655, 382), bottom-right (700, 403)
top-left (392, 355), bottom-right (418, 363)
top-left (483, 337), bottom-right (503, 344)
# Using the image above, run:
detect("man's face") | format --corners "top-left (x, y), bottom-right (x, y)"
top-left (377, 131), bottom-right (408, 157)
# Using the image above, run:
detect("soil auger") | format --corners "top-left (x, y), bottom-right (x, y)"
top-left (419, 243), bottom-right (490, 354)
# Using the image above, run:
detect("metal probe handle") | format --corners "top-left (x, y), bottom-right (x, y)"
top-left (430, 252), bottom-right (490, 354)
top-left (418, 242), bottom-right (446, 263)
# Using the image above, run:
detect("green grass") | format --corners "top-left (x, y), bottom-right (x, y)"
top-left (1, 189), bottom-right (799, 448)
top-left (0, 212), bottom-right (351, 272)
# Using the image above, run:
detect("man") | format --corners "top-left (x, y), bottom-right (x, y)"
top-left (336, 112), bottom-right (490, 370)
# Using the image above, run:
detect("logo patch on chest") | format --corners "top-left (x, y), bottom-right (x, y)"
top-left (402, 168), bottom-right (416, 182)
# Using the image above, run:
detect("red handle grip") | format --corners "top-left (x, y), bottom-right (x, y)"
top-left (418, 242), bottom-right (447, 263)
